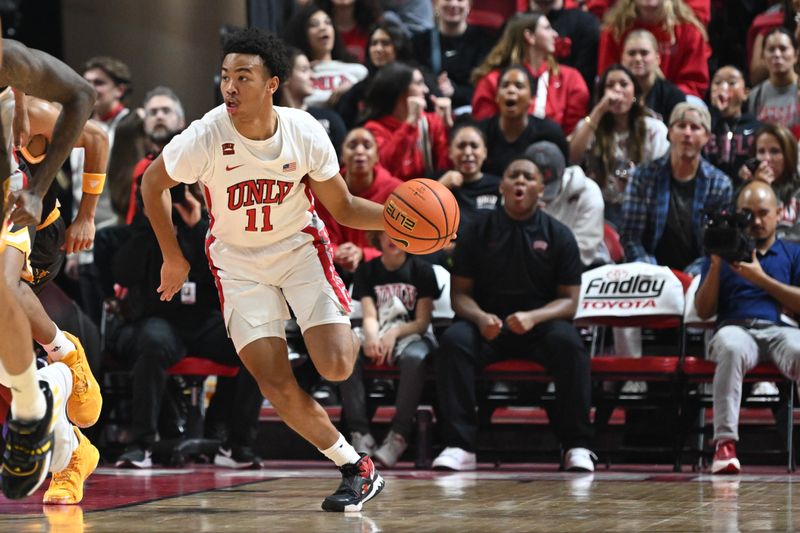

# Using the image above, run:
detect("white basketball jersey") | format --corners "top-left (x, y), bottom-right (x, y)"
top-left (162, 105), bottom-right (339, 248)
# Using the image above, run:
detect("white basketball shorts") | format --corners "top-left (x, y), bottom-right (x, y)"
top-left (207, 228), bottom-right (351, 352)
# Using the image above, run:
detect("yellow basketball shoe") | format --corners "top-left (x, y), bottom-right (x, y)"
top-left (58, 332), bottom-right (102, 428)
top-left (43, 427), bottom-right (99, 504)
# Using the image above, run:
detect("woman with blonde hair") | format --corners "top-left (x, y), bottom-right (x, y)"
top-left (620, 29), bottom-right (685, 122)
top-left (597, 0), bottom-right (710, 98)
top-left (470, 11), bottom-right (589, 135)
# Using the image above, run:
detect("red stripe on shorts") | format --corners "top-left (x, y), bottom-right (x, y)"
top-left (302, 185), bottom-right (351, 313)
top-left (202, 185), bottom-right (226, 314)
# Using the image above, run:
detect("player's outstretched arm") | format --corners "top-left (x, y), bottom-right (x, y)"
top-left (1, 39), bottom-right (94, 223)
top-left (310, 173), bottom-right (384, 231)
top-left (141, 154), bottom-right (190, 301)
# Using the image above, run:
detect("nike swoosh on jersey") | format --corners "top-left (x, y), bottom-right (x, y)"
top-left (225, 164), bottom-right (244, 171)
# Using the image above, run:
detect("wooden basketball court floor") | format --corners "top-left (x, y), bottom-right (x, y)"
top-left (0, 462), bottom-right (797, 532)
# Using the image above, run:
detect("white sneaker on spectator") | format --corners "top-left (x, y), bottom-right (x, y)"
top-left (350, 431), bottom-right (376, 455)
top-left (373, 431), bottom-right (407, 468)
top-left (432, 447), bottom-right (477, 471)
top-left (564, 448), bottom-right (596, 472)
top-left (749, 381), bottom-right (779, 401)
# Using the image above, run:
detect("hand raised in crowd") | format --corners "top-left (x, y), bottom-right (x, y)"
top-left (173, 185), bottom-right (202, 228)
top-left (506, 310), bottom-right (537, 335)
top-left (739, 160), bottom-right (775, 185)
top-left (328, 79), bottom-right (352, 107)
top-left (437, 71), bottom-right (455, 98)
top-left (439, 170), bottom-right (465, 189)
top-left (479, 312), bottom-right (503, 340)
top-left (431, 95), bottom-right (453, 128)
top-left (406, 95), bottom-right (427, 125)
top-left (334, 242), bottom-right (364, 272)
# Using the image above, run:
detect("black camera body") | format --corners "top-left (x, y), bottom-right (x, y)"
top-left (703, 209), bottom-right (755, 263)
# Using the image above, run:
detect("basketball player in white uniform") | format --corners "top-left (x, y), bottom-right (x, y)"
top-left (141, 28), bottom-right (387, 512)
top-left (0, 36), bottom-right (100, 502)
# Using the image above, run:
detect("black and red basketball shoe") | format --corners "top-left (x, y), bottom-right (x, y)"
top-left (322, 453), bottom-right (385, 512)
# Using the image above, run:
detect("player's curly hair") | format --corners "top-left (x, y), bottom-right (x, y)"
top-left (222, 27), bottom-right (290, 82)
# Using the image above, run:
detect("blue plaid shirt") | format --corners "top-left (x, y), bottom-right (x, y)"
top-left (621, 155), bottom-right (732, 265)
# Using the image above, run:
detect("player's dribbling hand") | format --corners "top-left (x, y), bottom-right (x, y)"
top-left (8, 190), bottom-right (43, 226)
top-left (478, 312), bottom-right (503, 341)
top-left (158, 255), bottom-right (190, 301)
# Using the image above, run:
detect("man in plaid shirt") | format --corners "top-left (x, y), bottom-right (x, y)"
top-left (621, 103), bottom-right (733, 274)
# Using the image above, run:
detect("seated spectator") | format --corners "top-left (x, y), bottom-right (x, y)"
top-left (620, 29), bottom-right (686, 123)
top-left (339, 231), bottom-right (439, 467)
top-left (439, 121), bottom-right (501, 231)
top-left (740, 123), bottom-right (800, 242)
top-left (315, 127), bottom-right (404, 280)
top-left (337, 21), bottom-right (414, 128)
top-left (110, 181), bottom-right (264, 470)
top-left (284, 4), bottom-right (369, 108)
top-left (316, 0), bottom-right (384, 62)
top-left (527, 141), bottom-right (606, 268)
top-left (471, 12), bottom-right (589, 135)
top-left (412, 0), bottom-right (495, 111)
top-left (276, 47), bottom-right (347, 156)
top-left (621, 102), bottom-right (732, 275)
top-left (529, 0), bottom-right (601, 90)
top-left (478, 65), bottom-right (568, 176)
top-left (432, 155), bottom-right (595, 472)
top-left (705, 65), bottom-right (761, 186)
top-left (569, 64), bottom-right (669, 228)
top-left (694, 180), bottom-right (800, 475)
top-left (587, 0), bottom-right (711, 25)
top-left (363, 62), bottom-right (452, 180)
top-left (747, 1), bottom-right (796, 86)
top-left (598, 0), bottom-right (710, 99)
top-left (747, 28), bottom-right (800, 139)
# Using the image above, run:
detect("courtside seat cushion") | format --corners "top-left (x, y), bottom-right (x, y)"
top-left (590, 356), bottom-right (680, 375)
top-left (681, 357), bottom-right (786, 379)
top-left (168, 356), bottom-right (239, 377)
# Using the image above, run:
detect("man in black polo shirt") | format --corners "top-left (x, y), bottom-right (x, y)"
top-left (431, 155), bottom-right (594, 472)
top-left (695, 180), bottom-right (800, 475)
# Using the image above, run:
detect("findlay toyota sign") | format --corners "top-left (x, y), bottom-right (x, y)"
top-left (576, 264), bottom-right (685, 319)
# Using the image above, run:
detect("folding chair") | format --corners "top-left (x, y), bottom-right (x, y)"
top-left (575, 263), bottom-right (687, 469)
top-left (678, 276), bottom-right (796, 472)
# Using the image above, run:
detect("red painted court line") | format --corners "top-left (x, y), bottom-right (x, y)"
top-left (0, 467), bottom-right (269, 515)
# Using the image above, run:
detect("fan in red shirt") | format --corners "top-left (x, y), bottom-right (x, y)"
top-left (315, 128), bottom-right (403, 276)
top-left (597, 0), bottom-right (710, 99)
top-left (470, 12), bottom-right (589, 135)
top-left (363, 62), bottom-right (452, 181)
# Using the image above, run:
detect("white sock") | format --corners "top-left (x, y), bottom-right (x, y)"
top-left (8, 358), bottom-right (47, 421)
top-left (319, 433), bottom-right (361, 467)
top-left (40, 325), bottom-right (75, 361)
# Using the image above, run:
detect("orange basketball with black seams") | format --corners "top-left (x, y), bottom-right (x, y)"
top-left (383, 178), bottom-right (460, 254)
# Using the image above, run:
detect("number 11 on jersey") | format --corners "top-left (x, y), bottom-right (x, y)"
top-left (245, 205), bottom-right (273, 232)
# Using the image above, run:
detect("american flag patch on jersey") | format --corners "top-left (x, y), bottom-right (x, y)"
top-left (282, 161), bottom-right (297, 172)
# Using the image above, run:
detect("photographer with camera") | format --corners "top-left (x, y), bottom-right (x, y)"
top-left (694, 180), bottom-right (800, 475)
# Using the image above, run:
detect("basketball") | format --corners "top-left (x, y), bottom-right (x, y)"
top-left (383, 178), bottom-right (460, 254)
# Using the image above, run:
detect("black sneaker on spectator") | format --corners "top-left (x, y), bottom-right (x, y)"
top-left (115, 444), bottom-right (152, 468)
top-left (214, 444), bottom-right (262, 469)
top-left (1, 381), bottom-right (56, 499)
top-left (322, 453), bottom-right (385, 512)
